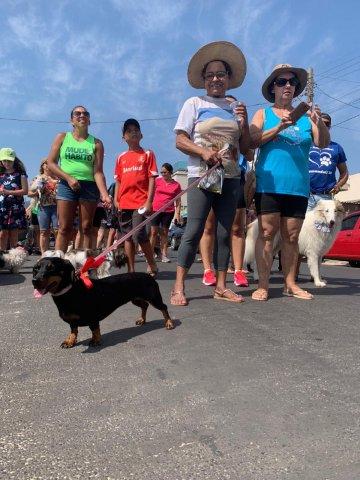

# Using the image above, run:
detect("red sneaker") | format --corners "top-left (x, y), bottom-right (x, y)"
top-left (202, 269), bottom-right (216, 286)
top-left (234, 270), bottom-right (249, 287)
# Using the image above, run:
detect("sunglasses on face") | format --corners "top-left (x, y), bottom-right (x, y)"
top-left (204, 71), bottom-right (228, 80)
top-left (274, 77), bottom-right (299, 87)
top-left (72, 111), bottom-right (90, 118)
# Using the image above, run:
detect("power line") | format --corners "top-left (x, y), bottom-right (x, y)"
top-left (317, 56), bottom-right (360, 78)
top-left (316, 86), bottom-right (360, 110)
top-left (332, 113), bottom-right (360, 126)
top-left (0, 102), bottom-right (268, 125)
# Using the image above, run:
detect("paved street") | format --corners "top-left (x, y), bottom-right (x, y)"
top-left (1, 253), bottom-right (360, 480)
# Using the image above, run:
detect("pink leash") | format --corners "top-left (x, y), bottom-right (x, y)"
top-left (80, 162), bottom-right (220, 287)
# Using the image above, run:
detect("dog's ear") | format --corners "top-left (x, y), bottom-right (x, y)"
top-left (62, 259), bottom-right (75, 277)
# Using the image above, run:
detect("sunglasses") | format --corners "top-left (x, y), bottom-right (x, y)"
top-left (204, 71), bottom-right (228, 80)
top-left (72, 111), bottom-right (90, 118)
top-left (274, 77), bottom-right (299, 87)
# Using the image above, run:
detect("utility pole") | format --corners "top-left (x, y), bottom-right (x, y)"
top-left (306, 67), bottom-right (314, 105)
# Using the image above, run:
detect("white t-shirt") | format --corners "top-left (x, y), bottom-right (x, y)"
top-left (174, 95), bottom-right (242, 178)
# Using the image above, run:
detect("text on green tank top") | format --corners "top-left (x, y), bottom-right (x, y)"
top-left (60, 132), bottom-right (96, 181)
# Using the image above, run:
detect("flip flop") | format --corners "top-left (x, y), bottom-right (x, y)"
top-left (170, 290), bottom-right (188, 306)
top-left (214, 289), bottom-right (244, 303)
top-left (283, 288), bottom-right (313, 300)
top-left (251, 288), bottom-right (268, 301)
top-left (147, 268), bottom-right (159, 278)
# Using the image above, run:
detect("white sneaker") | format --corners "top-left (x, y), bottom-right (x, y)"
top-left (161, 256), bottom-right (171, 263)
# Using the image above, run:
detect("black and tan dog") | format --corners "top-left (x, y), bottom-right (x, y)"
top-left (32, 257), bottom-right (174, 348)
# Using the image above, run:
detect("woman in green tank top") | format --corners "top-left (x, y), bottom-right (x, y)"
top-left (47, 105), bottom-right (111, 252)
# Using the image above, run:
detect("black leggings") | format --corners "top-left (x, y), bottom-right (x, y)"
top-left (177, 177), bottom-right (240, 271)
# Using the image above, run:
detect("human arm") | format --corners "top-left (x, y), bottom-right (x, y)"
top-left (1, 175), bottom-right (28, 196)
top-left (176, 131), bottom-right (222, 165)
top-left (174, 198), bottom-right (181, 223)
top-left (309, 106), bottom-right (330, 148)
top-left (143, 176), bottom-right (155, 214)
top-left (233, 102), bottom-right (251, 154)
top-left (330, 162), bottom-right (349, 194)
top-left (249, 108), bottom-right (294, 148)
top-left (93, 139), bottom-right (111, 207)
top-left (113, 181), bottom-right (119, 210)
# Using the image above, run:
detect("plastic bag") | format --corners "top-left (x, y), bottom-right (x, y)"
top-left (198, 164), bottom-right (225, 194)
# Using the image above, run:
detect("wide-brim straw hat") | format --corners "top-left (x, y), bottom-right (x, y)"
top-left (187, 41), bottom-right (247, 89)
top-left (262, 64), bottom-right (308, 102)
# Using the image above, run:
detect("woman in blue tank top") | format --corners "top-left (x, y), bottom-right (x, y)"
top-left (249, 64), bottom-right (329, 301)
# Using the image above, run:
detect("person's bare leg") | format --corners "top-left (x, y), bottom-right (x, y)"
top-left (141, 240), bottom-right (157, 273)
top-left (281, 217), bottom-right (313, 299)
top-left (160, 227), bottom-right (169, 258)
top-left (149, 226), bottom-right (159, 258)
top-left (107, 228), bottom-right (116, 247)
top-left (8, 230), bottom-right (18, 249)
top-left (0, 230), bottom-right (9, 250)
top-left (200, 209), bottom-right (215, 271)
top-left (252, 213), bottom-right (280, 300)
top-left (55, 200), bottom-right (78, 253)
top-left (231, 208), bottom-right (246, 271)
top-left (79, 201), bottom-right (97, 250)
top-left (171, 265), bottom-right (188, 305)
top-left (124, 239), bottom-right (135, 272)
top-left (39, 230), bottom-right (50, 254)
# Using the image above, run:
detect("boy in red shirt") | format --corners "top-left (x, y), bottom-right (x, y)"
top-left (114, 118), bottom-right (158, 274)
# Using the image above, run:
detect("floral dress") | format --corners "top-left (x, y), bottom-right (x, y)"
top-left (0, 172), bottom-right (27, 230)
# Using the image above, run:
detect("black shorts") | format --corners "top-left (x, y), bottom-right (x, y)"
top-left (237, 176), bottom-right (246, 209)
top-left (254, 193), bottom-right (308, 219)
top-left (150, 211), bottom-right (174, 229)
top-left (31, 213), bottom-right (39, 226)
top-left (118, 209), bottom-right (148, 243)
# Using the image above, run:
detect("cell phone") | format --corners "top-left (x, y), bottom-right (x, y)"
top-left (289, 102), bottom-right (310, 123)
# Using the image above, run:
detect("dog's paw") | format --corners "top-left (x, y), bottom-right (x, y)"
top-left (135, 318), bottom-right (146, 326)
top-left (315, 280), bottom-right (327, 287)
top-left (61, 333), bottom-right (77, 348)
top-left (61, 340), bottom-right (76, 348)
top-left (164, 318), bottom-right (175, 330)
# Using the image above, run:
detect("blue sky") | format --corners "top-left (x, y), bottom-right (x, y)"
top-left (0, 0), bottom-right (359, 183)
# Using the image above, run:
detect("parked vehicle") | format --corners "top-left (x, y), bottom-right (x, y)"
top-left (168, 218), bottom-right (187, 251)
top-left (325, 210), bottom-right (360, 267)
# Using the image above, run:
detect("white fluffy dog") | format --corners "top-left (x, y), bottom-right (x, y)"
top-left (42, 247), bottom-right (126, 279)
top-left (0, 246), bottom-right (28, 273)
top-left (243, 199), bottom-right (345, 287)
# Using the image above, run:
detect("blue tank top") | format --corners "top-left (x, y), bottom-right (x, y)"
top-left (256, 107), bottom-right (312, 197)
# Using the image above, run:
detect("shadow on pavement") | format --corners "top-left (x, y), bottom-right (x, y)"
top-left (0, 273), bottom-right (26, 286)
top-left (80, 318), bottom-right (182, 353)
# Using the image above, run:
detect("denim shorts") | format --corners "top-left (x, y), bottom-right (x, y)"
top-left (37, 205), bottom-right (58, 230)
top-left (57, 179), bottom-right (99, 203)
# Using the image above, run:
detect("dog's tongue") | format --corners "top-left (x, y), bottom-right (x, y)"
top-left (33, 289), bottom-right (43, 299)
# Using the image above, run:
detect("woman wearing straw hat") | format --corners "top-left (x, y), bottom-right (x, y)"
top-left (170, 41), bottom-right (251, 306)
top-left (249, 64), bottom-right (329, 301)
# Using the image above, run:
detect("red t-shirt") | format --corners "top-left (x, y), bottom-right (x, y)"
top-left (114, 149), bottom-right (158, 209)
top-left (152, 176), bottom-right (182, 212)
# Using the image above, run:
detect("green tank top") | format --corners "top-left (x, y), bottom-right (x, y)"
top-left (59, 132), bottom-right (96, 181)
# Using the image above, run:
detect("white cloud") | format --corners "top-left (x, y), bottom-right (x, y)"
top-left (110, 0), bottom-right (189, 32)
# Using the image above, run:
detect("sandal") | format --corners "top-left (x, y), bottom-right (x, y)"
top-left (170, 290), bottom-right (188, 306)
top-left (283, 288), bottom-right (313, 300)
top-left (251, 288), bottom-right (268, 301)
top-left (214, 289), bottom-right (244, 303)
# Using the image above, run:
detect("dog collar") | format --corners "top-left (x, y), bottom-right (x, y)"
top-left (52, 285), bottom-right (73, 297)
top-left (314, 221), bottom-right (331, 233)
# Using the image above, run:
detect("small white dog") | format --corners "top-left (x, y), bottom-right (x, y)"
top-left (0, 246), bottom-right (28, 273)
top-left (243, 199), bottom-right (345, 287)
top-left (42, 247), bottom-right (126, 279)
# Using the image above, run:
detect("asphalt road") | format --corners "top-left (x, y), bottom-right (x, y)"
top-left (1, 253), bottom-right (360, 480)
